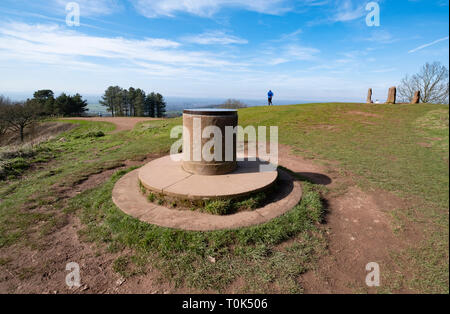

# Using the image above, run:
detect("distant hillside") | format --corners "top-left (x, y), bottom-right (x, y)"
top-left (87, 97), bottom-right (313, 116)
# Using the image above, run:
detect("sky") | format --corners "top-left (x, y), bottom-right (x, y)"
top-left (0, 0), bottom-right (448, 103)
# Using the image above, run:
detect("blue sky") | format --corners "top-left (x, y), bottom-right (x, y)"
top-left (0, 0), bottom-right (448, 102)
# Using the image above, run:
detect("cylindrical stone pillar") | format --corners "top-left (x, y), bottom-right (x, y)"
top-left (182, 109), bottom-right (237, 175)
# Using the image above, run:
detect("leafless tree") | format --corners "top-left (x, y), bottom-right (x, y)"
top-left (218, 99), bottom-right (247, 109)
top-left (0, 96), bottom-right (12, 139)
top-left (2, 101), bottom-right (39, 142)
top-left (398, 62), bottom-right (449, 104)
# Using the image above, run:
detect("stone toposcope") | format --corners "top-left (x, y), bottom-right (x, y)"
top-left (112, 108), bottom-right (303, 230)
top-left (182, 109), bottom-right (238, 175)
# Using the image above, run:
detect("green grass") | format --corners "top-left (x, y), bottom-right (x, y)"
top-left (70, 168), bottom-right (326, 292)
top-left (240, 103), bottom-right (449, 293)
top-left (140, 183), bottom-right (270, 215)
top-left (0, 102), bottom-right (448, 293)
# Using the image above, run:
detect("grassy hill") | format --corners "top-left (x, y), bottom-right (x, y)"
top-left (0, 102), bottom-right (448, 293)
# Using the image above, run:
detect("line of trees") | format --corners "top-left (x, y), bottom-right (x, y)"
top-left (99, 86), bottom-right (166, 117)
top-left (1, 90), bottom-right (89, 142)
top-left (27, 90), bottom-right (89, 117)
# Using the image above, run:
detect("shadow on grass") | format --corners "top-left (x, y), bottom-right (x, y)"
top-left (295, 172), bottom-right (332, 185)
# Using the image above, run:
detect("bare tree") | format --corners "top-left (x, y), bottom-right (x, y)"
top-left (398, 62), bottom-right (449, 104)
top-left (0, 96), bottom-right (12, 139)
top-left (2, 101), bottom-right (39, 142)
top-left (218, 99), bottom-right (247, 109)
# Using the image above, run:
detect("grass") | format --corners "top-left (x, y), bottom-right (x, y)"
top-left (0, 102), bottom-right (448, 293)
top-left (240, 102), bottom-right (449, 293)
top-left (70, 168), bottom-right (326, 292)
top-left (139, 180), bottom-right (270, 215)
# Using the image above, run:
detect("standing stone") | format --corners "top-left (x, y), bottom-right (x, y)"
top-left (412, 91), bottom-right (421, 104)
top-left (366, 88), bottom-right (373, 104)
top-left (386, 86), bottom-right (396, 104)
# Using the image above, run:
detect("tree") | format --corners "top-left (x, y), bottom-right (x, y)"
top-left (32, 90), bottom-right (55, 115)
top-left (218, 99), bottom-right (247, 109)
top-left (155, 93), bottom-right (166, 118)
top-left (133, 89), bottom-right (146, 117)
top-left (54, 93), bottom-right (88, 117)
top-left (2, 101), bottom-right (39, 142)
top-left (101, 86), bottom-right (166, 117)
top-left (398, 62), bottom-right (449, 104)
top-left (68, 94), bottom-right (89, 116)
top-left (0, 96), bottom-right (12, 138)
top-left (100, 86), bottom-right (123, 117)
top-left (145, 92), bottom-right (157, 117)
top-left (120, 88), bottom-right (130, 116)
top-left (127, 87), bottom-right (136, 116)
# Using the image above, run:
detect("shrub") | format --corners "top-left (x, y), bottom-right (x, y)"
top-left (204, 199), bottom-right (232, 215)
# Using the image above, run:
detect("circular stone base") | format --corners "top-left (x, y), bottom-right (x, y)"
top-left (138, 154), bottom-right (278, 200)
top-left (112, 167), bottom-right (302, 231)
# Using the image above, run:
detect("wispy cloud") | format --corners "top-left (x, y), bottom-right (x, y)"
top-left (0, 22), bottom-right (248, 78)
top-left (265, 44), bottom-right (320, 65)
top-left (53, 0), bottom-right (123, 16)
top-left (408, 36), bottom-right (450, 53)
top-left (274, 28), bottom-right (303, 42)
top-left (332, 0), bottom-right (366, 22)
top-left (363, 30), bottom-right (396, 44)
top-left (306, 0), bottom-right (367, 26)
top-left (183, 31), bottom-right (248, 45)
top-left (131, 0), bottom-right (290, 18)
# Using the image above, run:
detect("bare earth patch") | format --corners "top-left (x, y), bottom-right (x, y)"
top-left (417, 142), bottom-right (433, 148)
top-left (0, 144), bottom-right (422, 294)
top-left (347, 111), bottom-right (381, 118)
top-left (278, 144), bottom-right (419, 293)
top-left (0, 154), bottom-right (198, 294)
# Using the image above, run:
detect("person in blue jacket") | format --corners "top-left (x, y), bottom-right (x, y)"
top-left (267, 90), bottom-right (274, 106)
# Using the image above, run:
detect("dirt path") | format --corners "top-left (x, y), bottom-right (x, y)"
top-left (0, 145), bottom-right (417, 294)
top-left (61, 117), bottom-right (162, 132)
top-left (278, 144), bottom-right (417, 293)
top-left (0, 156), bottom-right (190, 294)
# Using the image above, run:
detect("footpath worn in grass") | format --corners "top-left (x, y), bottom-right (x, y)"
top-left (0, 102), bottom-right (448, 293)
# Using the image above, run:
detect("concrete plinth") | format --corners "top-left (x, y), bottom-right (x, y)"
top-left (113, 166), bottom-right (301, 231)
top-left (138, 154), bottom-right (278, 200)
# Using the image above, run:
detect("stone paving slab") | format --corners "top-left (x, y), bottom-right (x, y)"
top-left (138, 154), bottom-right (278, 200)
top-left (112, 168), bottom-right (302, 231)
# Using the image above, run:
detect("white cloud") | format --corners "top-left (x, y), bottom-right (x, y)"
top-left (332, 0), bottom-right (366, 22)
top-left (131, 0), bottom-right (289, 18)
top-left (183, 30), bottom-right (248, 45)
top-left (363, 30), bottom-right (396, 44)
top-left (0, 20), bottom-right (387, 101)
top-left (274, 28), bottom-right (303, 42)
top-left (53, 0), bottom-right (122, 16)
top-left (408, 36), bottom-right (450, 53)
top-left (307, 0), bottom-right (367, 25)
top-left (265, 44), bottom-right (320, 65)
top-left (0, 22), bottom-right (246, 70)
